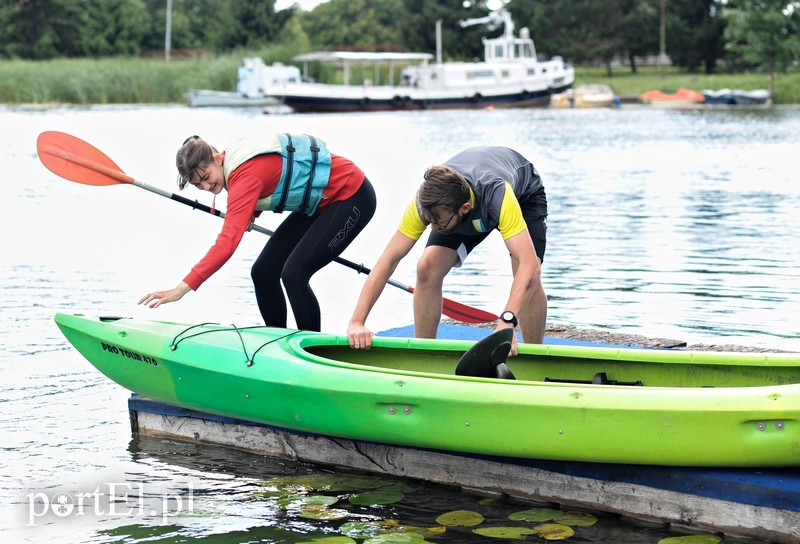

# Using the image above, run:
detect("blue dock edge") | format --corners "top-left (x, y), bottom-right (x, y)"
top-left (127, 322), bottom-right (800, 542)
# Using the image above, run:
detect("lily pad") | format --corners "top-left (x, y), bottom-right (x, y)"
top-left (379, 519), bottom-right (446, 536)
top-left (277, 494), bottom-right (339, 509)
top-left (508, 507), bottom-right (562, 522)
top-left (297, 505), bottom-right (350, 521)
top-left (473, 526), bottom-right (538, 539)
top-left (339, 521), bottom-right (384, 539)
top-left (555, 512), bottom-right (598, 526)
top-left (658, 536), bottom-right (723, 544)
top-left (435, 509), bottom-right (485, 527)
top-left (349, 490), bottom-right (405, 506)
top-left (532, 523), bottom-right (575, 540)
top-left (298, 537), bottom-right (357, 544)
top-left (262, 473), bottom-right (386, 493)
top-left (363, 533), bottom-right (427, 543)
top-left (329, 474), bottom-right (406, 491)
top-left (252, 489), bottom-right (285, 500)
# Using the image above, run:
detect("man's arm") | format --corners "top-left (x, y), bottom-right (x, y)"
top-left (498, 229), bottom-right (542, 354)
top-left (347, 230), bottom-right (417, 349)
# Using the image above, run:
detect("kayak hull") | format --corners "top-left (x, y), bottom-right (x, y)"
top-left (54, 313), bottom-right (800, 467)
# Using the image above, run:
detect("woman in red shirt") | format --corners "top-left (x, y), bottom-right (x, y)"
top-left (139, 133), bottom-right (375, 332)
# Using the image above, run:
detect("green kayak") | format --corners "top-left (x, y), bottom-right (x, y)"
top-left (54, 312), bottom-right (800, 467)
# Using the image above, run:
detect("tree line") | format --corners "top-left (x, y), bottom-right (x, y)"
top-left (1, 0), bottom-right (797, 75)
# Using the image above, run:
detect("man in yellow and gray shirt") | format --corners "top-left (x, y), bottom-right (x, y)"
top-left (347, 146), bottom-right (547, 354)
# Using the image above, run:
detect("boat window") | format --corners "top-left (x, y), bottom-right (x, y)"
top-left (494, 45), bottom-right (504, 58)
top-left (501, 70), bottom-right (510, 78)
top-left (527, 68), bottom-right (537, 76)
top-left (517, 43), bottom-right (534, 59)
top-left (467, 70), bottom-right (494, 79)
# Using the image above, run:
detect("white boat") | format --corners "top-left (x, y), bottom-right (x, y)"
top-left (551, 84), bottom-right (618, 109)
top-left (186, 58), bottom-right (301, 108)
top-left (703, 88), bottom-right (770, 106)
top-left (266, 9), bottom-right (574, 113)
top-left (731, 89), bottom-right (770, 105)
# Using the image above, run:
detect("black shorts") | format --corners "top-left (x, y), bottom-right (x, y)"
top-left (426, 204), bottom-right (547, 267)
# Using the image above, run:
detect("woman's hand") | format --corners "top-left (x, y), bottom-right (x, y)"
top-left (139, 282), bottom-right (192, 308)
top-left (347, 321), bottom-right (374, 349)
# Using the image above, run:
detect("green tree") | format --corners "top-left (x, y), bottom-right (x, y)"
top-left (511, 0), bottom-right (628, 71)
top-left (228, 0), bottom-right (282, 48)
top-left (724, 0), bottom-right (800, 98)
top-left (400, 0), bottom-right (489, 60)
top-left (506, 0), bottom-right (575, 61)
top-left (139, 0), bottom-right (215, 53)
top-left (275, 9), bottom-right (311, 50)
top-left (619, 0), bottom-right (661, 73)
top-left (667, 0), bottom-right (726, 73)
top-left (81, 0), bottom-right (148, 56)
top-left (1, 0), bottom-right (85, 59)
top-left (302, 0), bottom-right (405, 49)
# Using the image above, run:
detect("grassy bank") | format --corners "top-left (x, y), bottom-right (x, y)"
top-left (0, 50), bottom-right (289, 104)
top-left (576, 65), bottom-right (800, 103)
top-left (1, 53), bottom-right (797, 105)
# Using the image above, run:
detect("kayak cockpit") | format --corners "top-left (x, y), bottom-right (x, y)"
top-left (302, 335), bottom-right (800, 389)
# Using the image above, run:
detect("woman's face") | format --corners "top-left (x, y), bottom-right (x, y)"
top-left (188, 153), bottom-right (224, 194)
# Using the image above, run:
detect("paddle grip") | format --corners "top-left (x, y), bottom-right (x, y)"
top-left (170, 193), bottom-right (220, 217)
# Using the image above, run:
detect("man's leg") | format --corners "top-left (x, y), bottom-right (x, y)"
top-left (413, 245), bottom-right (459, 338)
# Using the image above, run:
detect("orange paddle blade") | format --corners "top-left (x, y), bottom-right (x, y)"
top-left (37, 131), bottom-right (134, 186)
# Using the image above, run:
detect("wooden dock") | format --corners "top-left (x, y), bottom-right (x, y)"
top-left (127, 324), bottom-right (800, 543)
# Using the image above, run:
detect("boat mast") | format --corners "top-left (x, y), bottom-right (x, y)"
top-left (459, 9), bottom-right (535, 62)
top-left (436, 19), bottom-right (443, 65)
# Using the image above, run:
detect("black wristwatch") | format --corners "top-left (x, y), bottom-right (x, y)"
top-left (500, 311), bottom-right (518, 328)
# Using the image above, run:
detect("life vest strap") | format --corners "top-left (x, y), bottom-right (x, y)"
top-left (275, 133), bottom-right (295, 213)
top-left (300, 136), bottom-right (320, 214)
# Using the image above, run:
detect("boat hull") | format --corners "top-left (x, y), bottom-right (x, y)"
top-left (272, 85), bottom-right (565, 113)
top-left (55, 313), bottom-right (800, 467)
top-left (186, 90), bottom-right (280, 108)
top-left (703, 89), bottom-right (770, 106)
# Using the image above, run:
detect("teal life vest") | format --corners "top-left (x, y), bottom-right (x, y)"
top-left (224, 133), bottom-right (332, 216)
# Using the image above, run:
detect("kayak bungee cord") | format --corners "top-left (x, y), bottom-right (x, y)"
top-left (170, 322), bottom-right (223, 350)
top-left (247, 331), bottom-right (302, 367)
top-left (170, 323), bottom-right (301, 367)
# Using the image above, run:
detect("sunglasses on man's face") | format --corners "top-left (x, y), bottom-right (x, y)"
top-left (427, 209), bottom-right (458, 229)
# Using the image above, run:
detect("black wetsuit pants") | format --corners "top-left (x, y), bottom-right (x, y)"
top-left (252, 178), bottom-right (376, 331)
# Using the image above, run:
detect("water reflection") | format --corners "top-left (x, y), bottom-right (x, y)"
top-left (2, 105), bottom-right (798, 543)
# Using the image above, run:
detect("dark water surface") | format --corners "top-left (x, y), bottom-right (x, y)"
top-left (3, 104), bottom-right (797, 542)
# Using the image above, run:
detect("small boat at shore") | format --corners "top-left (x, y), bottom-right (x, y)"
top-left (56, 312), bottom-right (800, 467)
top-left (186, 57), bottom-right (301, 108)
top-left (703, 88), bottom-right (770, 106)
top-left (640, 88), bottom-right (705, 108)
top-left (550, 84), bottom-right (618, 108)
top-left (266, 9), bottom-right (574, 112)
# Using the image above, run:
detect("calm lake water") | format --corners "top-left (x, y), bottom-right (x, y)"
top-left (3, 103), bottom-right (798, 543)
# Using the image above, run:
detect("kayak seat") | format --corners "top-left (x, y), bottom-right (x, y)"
top-left (455, 328), bottom-right (515, 380)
